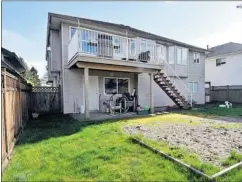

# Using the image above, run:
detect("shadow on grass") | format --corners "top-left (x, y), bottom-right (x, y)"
top-left (17, 113), bottom-right (153, 146)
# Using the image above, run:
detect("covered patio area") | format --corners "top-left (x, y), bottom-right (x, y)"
top-left (66, 56), bottom-right (162, 120)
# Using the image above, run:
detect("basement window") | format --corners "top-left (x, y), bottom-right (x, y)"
top-left (216, 58), bottom-right (226, 66)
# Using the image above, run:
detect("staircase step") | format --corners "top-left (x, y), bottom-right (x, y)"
top-left (154, 74), bottom-right (160, 79)
top-left (155, 78), bottom-right (163, 82)
top-left (158, 82), bottom-right (166, 85)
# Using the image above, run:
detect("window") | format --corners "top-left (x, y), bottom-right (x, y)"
top-left (182, 48), bottom-right (187, 65)
top-left (70, 27), bottom-right (77, 40)
top-left (118, 79), bottom-right (129, 94)
top-left (177, 48), bottom-right (182, 64)
top-left (216, 58), bottom-right (226, 66)
top-left (105, 78), bottom-right (117, 94)
top-left (129, 40), bottom-right (136, 56)
top-left (193, 53), bottom-right (200, 64)
top-left (188, 81), bottom-right (199, 93)
top-left (80, 30), bottom-right (97, 54)
top-left (168, 46), bottom-right (175, 64)
top-left (177, 47), bottom-right (188, 65)
top-left (139, 40), bottom-right (155, 61)
top-left (114, 37), bottom-right (121, 54)
top-left (140, 40), bottom-right (146, 52)
top-left (104, 78), bottom-right (129, 95)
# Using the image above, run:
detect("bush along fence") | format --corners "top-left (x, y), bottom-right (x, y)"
top-left (1, 68), bottom-right (32, 172)
top-left (1, 68), bottom-right (62, 172)
top-left (208, 85), bottom-right (242, 104)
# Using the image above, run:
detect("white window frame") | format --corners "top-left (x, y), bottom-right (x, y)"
top-left (129, 39), bottom-right (136, 56)
top-left (168, 46), bottom-right (175, 64)
top-left (193, 52), bottom-right (200, 64)
top-left (177, 47), bottom-right (182, 65)
top-left (69, 26), bottom-right (77, 41)
top-left (103, 77), bottom-right (130, 96)
top-left (139, 39), bottom-right (155, 61)
top-left (188, 81), bottom-right (199, 93)
top-left (176, 47), bottom-right (188, 65)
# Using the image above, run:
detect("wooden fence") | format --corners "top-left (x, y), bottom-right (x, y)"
top-left (30, 86), bottom-right (61, 113)
top-left (1, 69), bottom-right (62, 172)
top-left (209, 85), bottom-right (242, 103)
top-left (1, 69), bottom-right (32, 171)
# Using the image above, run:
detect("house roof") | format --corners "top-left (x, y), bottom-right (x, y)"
top-left (46, 12), bottom-right (207, 55)
top-left (207, 42), bottom-right (242, 58)
top-left (1, 47), bottom-right (27, 72)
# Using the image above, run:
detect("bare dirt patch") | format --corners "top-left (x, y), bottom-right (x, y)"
top-left (123, 116), bottom-right (242, 167)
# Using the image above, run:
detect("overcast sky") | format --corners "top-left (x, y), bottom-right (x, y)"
top-left (2, 1), bottom-right (242, 77)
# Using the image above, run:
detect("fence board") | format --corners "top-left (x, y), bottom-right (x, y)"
top-left (209, 85), bottom-right (242, 103)
top-left (1, 69), bottom-right (61, 172)
top-left (1, 69), bottom-right (32, 172)
top-left (30, 86), bottom-right (61, 113)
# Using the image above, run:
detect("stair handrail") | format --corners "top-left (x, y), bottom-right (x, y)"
top-left (162, 58), bottom-right (192, 107)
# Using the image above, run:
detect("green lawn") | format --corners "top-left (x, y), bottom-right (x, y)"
top-left (3, 114), bottom-right (242, 181)
top-left (180, 104), bottom-right (242, 118)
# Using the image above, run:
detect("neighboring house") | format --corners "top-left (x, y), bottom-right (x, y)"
top-left (46, 12), bottom-right (206, 118)
top-left (2, 47), bottom-right (26, 75)
top-left (205, 42), bottom-right (242, 86)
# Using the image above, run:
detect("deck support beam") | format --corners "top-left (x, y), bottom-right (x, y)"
top-left (149, 73), bottom-right (154, 114)
top-left (84, 67), bottom-right (90, 119)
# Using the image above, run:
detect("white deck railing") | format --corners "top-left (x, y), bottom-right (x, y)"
top-left (68, 27), bottom-right (160, 65)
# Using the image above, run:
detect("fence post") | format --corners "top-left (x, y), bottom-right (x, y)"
top-left (227, 85), bottom-right (229, 101)
top-left (211, 86), bottom-right (214, 102)
top-left (58, 85), bottom-right (61, 113)
top-left (19, 79), bottom-right (23, 130)
top-left (3, 68), bottom-right (10, 159)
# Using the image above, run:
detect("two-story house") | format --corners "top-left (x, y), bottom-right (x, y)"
top-left (205, 42), bottom-right (242, 86)
top-left (46, 12), bottom-right (206, 119)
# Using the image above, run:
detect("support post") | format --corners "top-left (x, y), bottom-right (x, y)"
top-left (149, 73), bottom-right (154, 114)
top-left (84, 67), bottom-right (89, 119)
top-left (227, 85), bottom-right (229, 101)
top-left (3, 68), bottom-right (9, 159)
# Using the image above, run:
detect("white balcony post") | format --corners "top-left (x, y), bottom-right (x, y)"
top-left (126, 31), bottom-right (128, 60)
top-left (84, 67), bottom-right (90, 119)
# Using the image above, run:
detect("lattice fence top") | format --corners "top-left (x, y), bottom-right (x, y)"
top-left (212, 85), bottom-right (242, 90)
top-left (32, 87), bottom-right (59, 93)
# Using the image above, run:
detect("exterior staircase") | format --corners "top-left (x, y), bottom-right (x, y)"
top-left (154, 71), bottom-right (192, 110)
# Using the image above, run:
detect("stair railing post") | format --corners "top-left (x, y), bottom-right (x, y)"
top-left (190, 92), bottom-right (193, 107)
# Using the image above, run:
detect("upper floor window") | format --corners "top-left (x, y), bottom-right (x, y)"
top-left (139, 40), bottom-right (155, 62)
top-left (177, 47), bottom-right (187, 65)
top-left (193, 53), bottom-right (200, 64)
top-left (168, 46), bottom-right (175, 64)
top-left (80, 30), bottom-right (98, 54)
top-left (70, 27), bottom-right (77, 40)
top-left (114, 37), bottom-right (121, 54)
top-left (129, 39), bottom-right (136, 56)
top-left (216, 58), bottom-right (226, 66)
